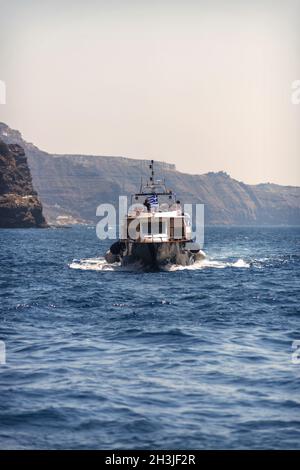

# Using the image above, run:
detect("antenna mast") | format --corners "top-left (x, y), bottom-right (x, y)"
top-left (149, 159), bottom-right (154, 186)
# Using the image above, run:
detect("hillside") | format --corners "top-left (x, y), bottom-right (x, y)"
top-left (0, 122), bottom-right (299, 226)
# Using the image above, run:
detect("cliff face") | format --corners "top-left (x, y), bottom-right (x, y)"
top-left (0, 139), bottom-right (47, 228)
top-left (0, 122), bottom-right (299, 226)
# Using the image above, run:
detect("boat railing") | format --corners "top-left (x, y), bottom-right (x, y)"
top-left (128, 203), bottom-right (182, 217)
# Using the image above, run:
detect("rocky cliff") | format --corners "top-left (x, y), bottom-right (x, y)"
top-left (0, 122), bottom-right (299, 226)
top-left (0, 139), bottom-right (47, 228)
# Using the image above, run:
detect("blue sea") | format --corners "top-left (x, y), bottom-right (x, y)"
top-left (0, 226), bottom-right (299, 449)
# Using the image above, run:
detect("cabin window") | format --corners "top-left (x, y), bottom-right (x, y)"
top-left (173, 218), bottom-right (185, 239)
top-left (159, 219), bottom-right (163, 234)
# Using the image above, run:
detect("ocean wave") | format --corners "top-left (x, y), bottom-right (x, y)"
top-left (2, 226), bottom-right (300, 450)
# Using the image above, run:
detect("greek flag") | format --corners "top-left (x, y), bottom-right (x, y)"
top-left (147, 194), bottom-right (159, 208)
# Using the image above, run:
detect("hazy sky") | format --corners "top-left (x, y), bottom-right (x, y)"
top-left (0, 0), bottom-right (299, 185)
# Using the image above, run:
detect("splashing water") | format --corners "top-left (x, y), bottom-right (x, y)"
top-left (69, 257), bottom-right (119, 271)
top-left (69, 255), bottom-right (250, 272)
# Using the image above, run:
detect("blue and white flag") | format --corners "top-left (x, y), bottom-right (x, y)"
top-left (147, 194), bottom-right (159, 208)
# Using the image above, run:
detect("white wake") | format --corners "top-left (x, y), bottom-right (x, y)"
top-left (69, 256), bottom-right (250, 272)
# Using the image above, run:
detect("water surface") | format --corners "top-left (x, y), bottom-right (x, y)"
top-left (0, 226), bottom-right (299, 449)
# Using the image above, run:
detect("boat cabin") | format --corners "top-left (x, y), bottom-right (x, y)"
top-left (120, 161), bottom-right (191, 243)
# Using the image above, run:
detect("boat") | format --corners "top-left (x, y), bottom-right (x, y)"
top-left (105, 160), bottom-right (205, 268)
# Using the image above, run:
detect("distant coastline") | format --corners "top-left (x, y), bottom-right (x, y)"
top-left (1, 122), bottom-right (299, 228)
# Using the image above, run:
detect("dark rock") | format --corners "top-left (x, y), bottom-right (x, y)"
top-left (0, 138), bottom-right (47, 228)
